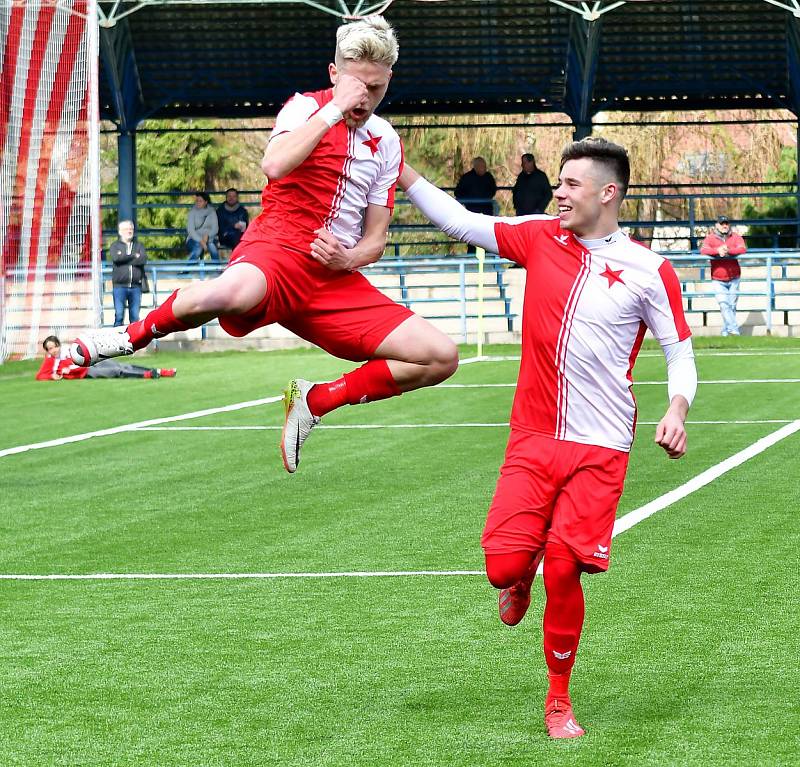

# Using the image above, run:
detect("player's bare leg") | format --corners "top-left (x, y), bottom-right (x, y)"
top-left (374, 314), bottom-right (460, 391)
top-left (282, 315), bottom-right (458, 472)
top-left (71, 264), bottom-right (267, 365)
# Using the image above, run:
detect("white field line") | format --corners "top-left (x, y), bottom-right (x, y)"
top-left (138, 419), bottom-right (795, 432)
top-left (0, 570), bottom-right (485, 581)
top-left (612, 419), bottom-right (800, 536)
top-left (3, 419), bottom-right (798, 582)
top-left (2, 379), bottom-right (795, 459)
top-left (0, 396), bottom-right (282, 459)
top-left (459, 351), bottom-right (800, 362)
top-left (439, 379), bottom-right (800, 387)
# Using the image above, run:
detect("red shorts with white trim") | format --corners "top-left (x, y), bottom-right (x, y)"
top-left (218, 240), bottom-right (414, 361)
top-left (481, 430), bottom-right (629, 572)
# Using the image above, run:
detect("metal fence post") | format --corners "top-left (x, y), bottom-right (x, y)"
top-left (459, 261), bottom-right (467, 343)
top-left (766, 252), bottom-right (774, 335)
top-left (688, 196), bottom-right (697, 251)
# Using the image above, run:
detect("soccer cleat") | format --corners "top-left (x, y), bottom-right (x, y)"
top-left (545, 698), bottom-right (585, 739)
top-left (70, 328), bottom-right (133, 367)
top-left (158, 368), bottom-right (177, 378)
top-left (281, 379), bottom-right (320, 474)
top-left (498, 549), bottom-right (545, 626)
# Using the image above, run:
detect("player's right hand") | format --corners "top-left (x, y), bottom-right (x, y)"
top-left (332, 74), bottom-right (369, 115)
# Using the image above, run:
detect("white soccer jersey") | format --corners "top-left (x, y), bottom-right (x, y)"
top-left (247, 88), bottom-right (403, 253)
top-left (495, 219), bottom-right (691, 452)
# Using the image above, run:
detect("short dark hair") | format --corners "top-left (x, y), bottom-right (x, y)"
top-left (42, 335), bottom-right (60, 350)
top-left (521, 153), bottom-right (535, 163)
top-left (560, 137), bottom-right (630, 201)
top-left (194, 191), bottom-right (210, 203)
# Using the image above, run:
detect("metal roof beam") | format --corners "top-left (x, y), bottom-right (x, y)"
top-left (99, 18), bottom-right (145, 128)
top-left (549, 0), bottom-right (626, 22)
top-left (97, 0), bottom-right (381, 25)
top-left (787, 12), bottom-right (800, 114)
top-left (762, 0), bottom-right (800, 18)
top-left (563, 12), bottom-right (603, 133)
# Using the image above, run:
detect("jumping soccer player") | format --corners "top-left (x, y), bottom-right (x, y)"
top-left (70, 16), bottom-right (457, 472)
top-left (399, 137), bottom-right (697, 739)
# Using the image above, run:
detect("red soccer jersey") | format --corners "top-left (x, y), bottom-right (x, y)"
top-left (243, 88), bottom-right (403, 257)
top-left (36, 354), bottom-right (89, 380)
top-left (494, 218), bottom-right (691, 452)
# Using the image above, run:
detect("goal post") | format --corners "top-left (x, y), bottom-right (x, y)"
top-left (0, 0), bottom-right (101, 362)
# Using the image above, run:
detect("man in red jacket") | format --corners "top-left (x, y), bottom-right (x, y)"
top-left (700, 215), bottom-right (747, 336)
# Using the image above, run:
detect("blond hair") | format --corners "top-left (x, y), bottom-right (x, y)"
top-left (335, 16), bottom-right (398, 68)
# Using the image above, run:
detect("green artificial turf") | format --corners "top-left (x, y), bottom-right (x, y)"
top-left (0, 339), bottom-right (798, 766)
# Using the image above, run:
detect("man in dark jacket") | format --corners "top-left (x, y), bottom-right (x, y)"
top-left (455, 157), bottom-right (497, 215)
top-left (512, 153), bottom-right (553, 215)
top-left (108, 220), bottom-right (147, 326)
top-left (216, 188), bottom-right (250, 250)
top-left (455, 157), bottom-right (497, 253)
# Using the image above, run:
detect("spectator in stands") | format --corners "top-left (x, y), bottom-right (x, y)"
top-left (455, 157), bottom-right (497, 215)
top-left (36, 336), bottom-right (175, 380)
top-left (217, 187), bottom-right (249, 250)
top-left (109, 219), bottom-right (147, 326)
top-left (512, 152), bottom-right (553, 216)
top-left (187, 192), bottom-right (220, 265)
top-left (701, 215), bottom-right (746, 336)
top-left (455, 157), bottom-right (497, 253)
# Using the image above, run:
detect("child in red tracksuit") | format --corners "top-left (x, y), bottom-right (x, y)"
top-left (36, 336), bottom-right (175, 380)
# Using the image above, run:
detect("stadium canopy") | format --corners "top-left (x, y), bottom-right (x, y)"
top-left (93, 0), bottom-right (800, 217)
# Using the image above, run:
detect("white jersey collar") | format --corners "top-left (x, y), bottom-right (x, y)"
top-left (576, 229), bottom-right (625, 250)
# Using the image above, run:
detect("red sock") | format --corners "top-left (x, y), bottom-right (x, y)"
top-left (307, 359), bottom-right (401, 417)
top-left (546, 669), bottom-right (573, 711)
top-left (542, 543), bottom-right (585, 699)
top-left (127, 291), bottom-right (192, 350)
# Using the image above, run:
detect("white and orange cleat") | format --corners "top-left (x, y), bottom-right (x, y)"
top-left (280, 379), bottom-right (320, 473)
top-left (544, 698), bottom-right (586, 739)
top-left (498, 549), bottom-right (544, 626)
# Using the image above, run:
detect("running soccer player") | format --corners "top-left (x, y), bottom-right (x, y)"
top-left (399, 137), bottom-right (698, 739)
top-left (69, 17), bottom-right (457, 473)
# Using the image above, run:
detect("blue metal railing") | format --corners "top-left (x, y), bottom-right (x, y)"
top-left (6, 251), bottom-right (799, 342)
top-left (101, 184), bottom-right (800, 255)
top-left (91, 250), bottom-right (800, 340)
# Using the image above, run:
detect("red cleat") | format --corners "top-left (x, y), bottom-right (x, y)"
top-left (498, 549), bottom-right (544, 626)
top-left (158, 368), bottom-right (177, 378)
top-left (544, 698), bottom-right (585, 739)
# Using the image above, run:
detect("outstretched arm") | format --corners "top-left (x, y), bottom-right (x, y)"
top-left (399, 164), bottom-right (500, 253)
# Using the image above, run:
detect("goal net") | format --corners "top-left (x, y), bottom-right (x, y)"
top-left (0, 0), bottom-right (100, 362)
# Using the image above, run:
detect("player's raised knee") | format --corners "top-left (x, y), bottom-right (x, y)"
top-left (428, 335), bottom-right (459, 383)
top-left (485, 551), bottom-right (534, 589)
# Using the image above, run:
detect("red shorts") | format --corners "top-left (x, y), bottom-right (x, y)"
top-left (481, 430), bottom-right (630, 572)
top-left (218, 240), bottom-right (414, 361)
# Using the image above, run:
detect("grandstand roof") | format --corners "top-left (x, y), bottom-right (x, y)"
top-left (98, 0), bottom-right (800, 128)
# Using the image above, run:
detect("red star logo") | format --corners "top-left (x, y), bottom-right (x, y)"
top-left (362, 130), bottom-right (382, 155)
top-left (601, 263), bottom-right (625, 288)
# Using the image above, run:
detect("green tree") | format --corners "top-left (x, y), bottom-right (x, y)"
top-left (743, 146), bottom-right (798, 248)
top-left (103, 120), bottom-right (242, 258)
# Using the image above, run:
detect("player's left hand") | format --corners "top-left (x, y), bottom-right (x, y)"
top-left (655, 410), bottom-right (687, 459)
top-left (310, 228), bottom-right (354, 271)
